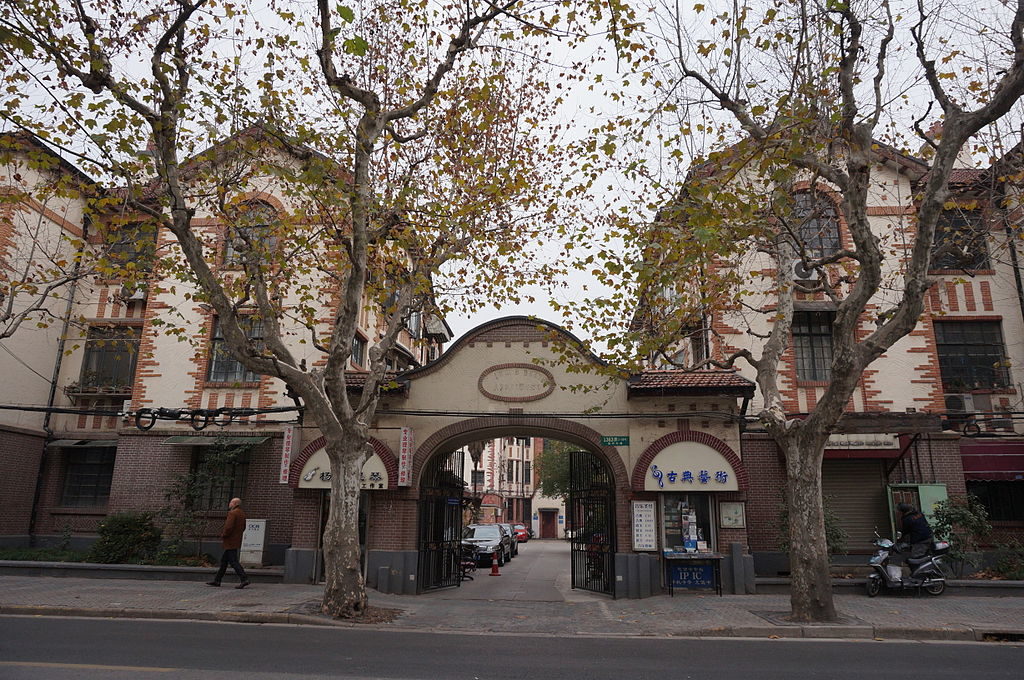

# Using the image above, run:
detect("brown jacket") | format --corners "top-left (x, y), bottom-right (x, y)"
top-left (221, 506), bottom-right (246, 550)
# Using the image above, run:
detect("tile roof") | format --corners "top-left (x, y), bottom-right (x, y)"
top-left (628, 370), bottom-right (756, 396)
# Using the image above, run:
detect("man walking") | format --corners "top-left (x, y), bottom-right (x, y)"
top-left (207, 497), bottom-right (250, 589)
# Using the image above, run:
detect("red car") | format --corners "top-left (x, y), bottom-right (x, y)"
top-left (513, 524), bottom-right (530, 542)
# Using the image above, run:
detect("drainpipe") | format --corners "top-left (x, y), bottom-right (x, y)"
top-left (28, 214), bottom-right (88, 545)
top-left (1003, 218), bottom-right (1024, 336)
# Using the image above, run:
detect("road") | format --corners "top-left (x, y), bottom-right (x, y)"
top-left (0, 616), bottom-right (1020, 680)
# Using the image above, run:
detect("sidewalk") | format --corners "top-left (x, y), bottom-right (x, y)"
top-left (1, 572), bottom-right (1022, 642)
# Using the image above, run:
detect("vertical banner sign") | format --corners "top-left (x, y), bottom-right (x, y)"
top-left (632, 500), bottom-right (657, 551)
top-left (279, 425), bottom-right (297, 484)
top-left (398, 426), bottom-right (414, 486)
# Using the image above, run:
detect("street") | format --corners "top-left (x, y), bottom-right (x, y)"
top-left (0, 616), bottom-right (1021, 680)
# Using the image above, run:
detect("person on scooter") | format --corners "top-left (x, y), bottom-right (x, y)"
top-left (896, 502), bottom-right (933, 560)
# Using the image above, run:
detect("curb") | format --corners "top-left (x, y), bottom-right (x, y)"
top-left (2, 604), bottom-right (1021, 642)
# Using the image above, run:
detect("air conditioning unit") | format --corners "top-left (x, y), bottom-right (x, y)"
top-left (120, 285), bottom-right (147, 301)
top-left (792, 260), bottom-right (819, 281)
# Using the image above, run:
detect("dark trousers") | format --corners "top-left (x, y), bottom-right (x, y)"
top-left (213, 548), bottom-right (248, 584)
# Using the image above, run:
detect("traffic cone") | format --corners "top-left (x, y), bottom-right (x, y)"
top-left (489, 550), bottom-right (501, 576)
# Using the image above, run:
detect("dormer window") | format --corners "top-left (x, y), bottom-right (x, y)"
top-left (225, 200), bottom-right (278, 265)
top-left (792, 192), bottom-right (841, 260)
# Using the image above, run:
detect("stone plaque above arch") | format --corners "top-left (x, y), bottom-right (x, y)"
top-left (478, 363), bottom-right (556, 402)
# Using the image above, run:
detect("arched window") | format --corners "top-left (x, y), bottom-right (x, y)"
top-left (792, 192), bottom-right (840, 259)
top-left (225, 200), bottom-right (278, 264)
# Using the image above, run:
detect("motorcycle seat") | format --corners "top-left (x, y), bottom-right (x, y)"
top-left (907, 555), bottom-right (931, 566)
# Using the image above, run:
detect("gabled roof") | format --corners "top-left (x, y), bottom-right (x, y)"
top-left (0, 132), bottom-right (101, 186)
top-left (627, 370), bottom-right (756, 398)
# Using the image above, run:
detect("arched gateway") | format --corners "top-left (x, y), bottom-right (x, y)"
top-left (285, 317), bottom-right (754, 598)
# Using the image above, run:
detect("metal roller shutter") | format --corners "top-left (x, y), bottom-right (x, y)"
top-left (822, 459), bottom-right (891, 554)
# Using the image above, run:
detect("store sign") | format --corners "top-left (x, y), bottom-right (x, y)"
top-left (826, 433), bottom-right (899, 449)
top-left (668, 563), bottom-right (715, 589)
top-left (398, 427), bottom-right (414, 486)
top-left (297, 447), bottom-right (389, 490)
top-left (601, 435), bottom-right (629, 447)
top-left (279, 425), bottom-right (298, 484)
top-left (632, 500), bottom-right (657, 551)
top-left (644, 442), bottom-right (739, 491)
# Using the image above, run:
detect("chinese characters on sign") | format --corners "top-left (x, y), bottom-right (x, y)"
top-left (279, 425), bottom-right (296, 484)
top-left (650, 464), bottom-right (728, 488)
top-left (632, 500), bottom-right (657, 551)
top-left (669, 563), bottom-right (715, 589)
top-left (398, 427), bottom-right (414, 486)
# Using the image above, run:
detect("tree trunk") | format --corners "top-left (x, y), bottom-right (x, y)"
top-left (782, 437), bottom-right (837, 622)
top-left (321, 443), bottom-right (368, 618)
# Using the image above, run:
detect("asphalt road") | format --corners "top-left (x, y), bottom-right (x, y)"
top-left (1, 616), bottom-right (1021, 679)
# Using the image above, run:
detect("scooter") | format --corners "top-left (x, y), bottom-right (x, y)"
top-left (865, 532), bottom-right (950, 597)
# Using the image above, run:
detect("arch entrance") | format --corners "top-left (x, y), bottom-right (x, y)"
top-left (289, 317), bottom-right (754, 599)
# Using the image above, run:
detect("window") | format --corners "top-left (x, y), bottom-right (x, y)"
top-left (225, 201), bottom-right (278, 265)
top-left (61, 448), bottom-right (115, 506)
top-left (106, 221), bottom-right (158, 270)
top-left (79, 326), bottom-right (140, 390)
top-left (351, 335), bottom-right (366, 366)
top-left (507, 459), bottom-right (515, 484)
top-left (934, 321), bottom-right (1009, 390)
top-left (967, 481), bottom-right (1024, 522)
top-left (471, 469), bottom-right (485, 488)
top-left (792, 311), bottom-right (834, 381)
top-left (931, 208), bottom-right (989, 271)
top-left (516, 437), bottom-right (531, 447)
top-left (792, 192), bottom-right (841, 259)
top-left (523, 461), bottom-right (532, 484)
top-left (207, 318), bottom-right (263, 383)
top-left (193, 447), bottom-right (250, 510)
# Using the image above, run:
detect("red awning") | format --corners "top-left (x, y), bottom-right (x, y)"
top-left (960, 443), bottom-right (1024, 481)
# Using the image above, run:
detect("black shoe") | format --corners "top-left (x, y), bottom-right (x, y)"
top-left (235, 581), bottom-right (250, 589)
top-left (206, 581), bottom-right (220, 587)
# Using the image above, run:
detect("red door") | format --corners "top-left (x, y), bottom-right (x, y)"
top-left (540, 510), bottom-right (558, 539)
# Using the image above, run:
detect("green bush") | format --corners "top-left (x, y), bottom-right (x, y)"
top-left (87, 511), bottom-right (163, 564)
top-left (994, 539), bottom-right (1024, 580)
top-left (0, 547), bottom-right (88, 562)
top-left (931, 494), bottom-right (991, 577)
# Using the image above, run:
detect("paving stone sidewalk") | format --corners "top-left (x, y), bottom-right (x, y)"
top-left (1, 574), bottom-right (1021, 642)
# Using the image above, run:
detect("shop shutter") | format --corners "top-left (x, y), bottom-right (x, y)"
top-left (822, 459), bottom-right (891, 554)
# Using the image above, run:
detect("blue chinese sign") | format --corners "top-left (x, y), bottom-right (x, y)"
top-left (669, 563), bottom-right (715, 590)
top-left (650, 464), bottom-right (729, 488)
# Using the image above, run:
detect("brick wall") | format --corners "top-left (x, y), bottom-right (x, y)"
top-left (740, 434), bottom-right (788, 552)
top-left (0, 428), bottom-right (45, 536)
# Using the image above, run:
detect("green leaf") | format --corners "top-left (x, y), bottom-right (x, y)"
top-left (338, 5), bottom-right (355, 23)
top-left (343, 36), bottom-right (368, 56)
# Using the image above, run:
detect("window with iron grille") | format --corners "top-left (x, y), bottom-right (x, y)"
top-left (192, 447), bottom-right (250, 510)
top-left (80, 326), bottom-right (139, 389)
top-left (61, 448), bottom-right (115, 506)
top-left (207, 318), bottom-right (263, 383)
top-left (524, 461), bottom-right (532, 485)
top-left (793, 192), bottom-right (841, 259)
top-left (931, 208), bottom-right (989, 271)
top-left (966, 481), bottom-right (1024, 522)
top-left (934, 320), bottom-right (1009, 390)
top-left (793, 311), bottom-right (834, 381)
top-left (471, 469), bottom-right (485, 488)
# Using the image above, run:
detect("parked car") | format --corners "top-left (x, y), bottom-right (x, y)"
top-left (512, 524), bottom-right (530, 543)
top-left (499, 523), bottom-right (519, 557)
top-left (462, 523), bottom-right (512, 566)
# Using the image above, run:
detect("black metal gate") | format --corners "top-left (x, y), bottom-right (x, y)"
top-left (568, 450), bottom-right (616, 596)
top-left (417, 449), bottom-right (465, 591)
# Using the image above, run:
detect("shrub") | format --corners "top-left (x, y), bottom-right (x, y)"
top-left (994, 539), bottom-right (1024, 580)
top-left (931, 494), bottom-right (991, 577)
top-left (87, 511), bottom-right (162, 564)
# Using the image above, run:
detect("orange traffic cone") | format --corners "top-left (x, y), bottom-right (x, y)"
top-left (489, 550), bottom-right (501, 576)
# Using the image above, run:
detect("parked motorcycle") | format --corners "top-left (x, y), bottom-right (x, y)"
top-left (866, 532), bottom-right (950, 597)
